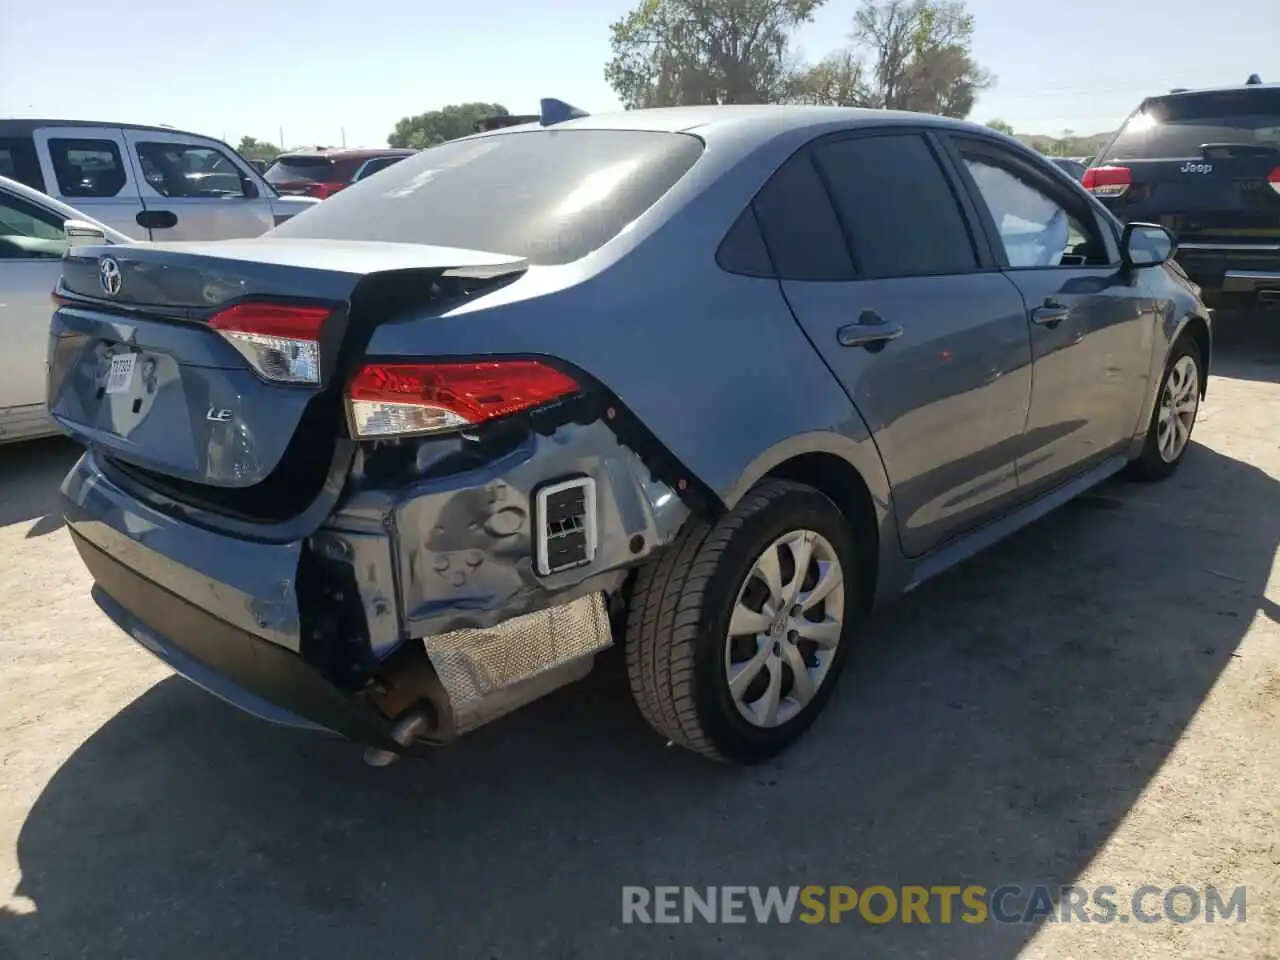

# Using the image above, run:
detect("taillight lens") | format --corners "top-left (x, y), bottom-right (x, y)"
top-left (209, 301), bottom-right (331, 385)
top-left (1082, 165), bottom-right (1132, 198)
top-left (1268, 166), bottom-right (1280, 196)
top-left (346, 360), bottom-right (580, 439)
top-left (305, 181), bottom-right (347, 199)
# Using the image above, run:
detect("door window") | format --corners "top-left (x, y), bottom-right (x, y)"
top-left (0, 138), bottom-right (46, 192)
top-left (48, 138), bottom-right (128, 198)
top-left (960, 154), bottom-right (1110, 268)
top-left (136, 142), bottom-right (249, 198)
top-left (0, 190), bottom-right (66, 259)
top-left (812, 133), bottom-right (979, 278)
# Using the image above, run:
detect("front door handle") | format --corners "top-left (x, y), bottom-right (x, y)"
top-left (136, 210), bottom-right (178, 230)
top-left (837, 310), bottom-right (904, 351)
top-left (1031, 301), bottom-right (1070, 327)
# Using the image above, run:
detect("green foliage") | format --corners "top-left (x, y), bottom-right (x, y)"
top-left (387, 103), bottom-right (509, 149)
top-left (236, 136), bottom-right (281, 163)
top-left (985, 118), bottom-right (1015, 135)
top-left (605, 0), bottom-right (824, 109)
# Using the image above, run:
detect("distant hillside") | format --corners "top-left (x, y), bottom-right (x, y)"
top-left (1015, 130), bottom-right (1116, 159)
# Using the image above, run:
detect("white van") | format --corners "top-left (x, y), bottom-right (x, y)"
top-left (0, 120), bottom-right (317, 241)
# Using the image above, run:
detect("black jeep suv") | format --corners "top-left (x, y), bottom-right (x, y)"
top-left (1085, 75), bottom-right (1280, 309)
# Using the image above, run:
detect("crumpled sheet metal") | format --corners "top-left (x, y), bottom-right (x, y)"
top-left (422, 591), bottom-right (612, 733)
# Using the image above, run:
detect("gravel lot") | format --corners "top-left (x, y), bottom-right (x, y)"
top-left (1, 314), bottom-right (1278, 960)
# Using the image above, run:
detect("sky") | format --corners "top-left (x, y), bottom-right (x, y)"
top-left (1, 0), bottom-right (1276, 150)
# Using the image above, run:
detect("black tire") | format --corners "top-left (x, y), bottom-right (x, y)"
top-left (1124, 335), bottom-right (1204, 483)
top-left (624, 479), bottom-right (860, 764)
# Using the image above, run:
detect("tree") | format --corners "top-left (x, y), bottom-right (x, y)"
top-left (236, 136), bottom-right (281, 163)
top-left (605, 0), bottom-right (823, 109)
top-left (985, 118), bottom-right (1014, 135)
top-left (785, 0), bottom-right (993, 117)
top-left (387, 103), bottom-right (509, 148)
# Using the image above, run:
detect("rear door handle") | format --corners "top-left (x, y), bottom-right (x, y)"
top-left (837, 310), bottom-right (904, 350)
top-left (1031, 301), bottom-right (1070, 327)
top-left (136, 210), bottom-right (178, 230)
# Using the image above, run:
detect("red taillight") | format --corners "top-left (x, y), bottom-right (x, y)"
top-left (209, 301), bottom-right (332, 385)
top-left (1268, 166), bottom-right (1280, 196)
top-left (305, 181), bottom-right (347, 199)
top-left (1082, 165), bottom-right (1132, 199)
top-left (346, 360), bottom-right (580, 439)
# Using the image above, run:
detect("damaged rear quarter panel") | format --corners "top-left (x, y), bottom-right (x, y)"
top-left (331, 421), bottom-right (689, 646)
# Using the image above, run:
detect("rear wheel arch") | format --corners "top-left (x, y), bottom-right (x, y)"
top-left (762, 452), bottom-right (880, 613)
top-left (1177, 313), bottom-right (1211, 396)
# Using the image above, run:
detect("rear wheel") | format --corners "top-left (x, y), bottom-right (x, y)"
top-left (624, 479), bottom-right (858, 764)
top-left (1125, 336), bottom-right (1203, 482)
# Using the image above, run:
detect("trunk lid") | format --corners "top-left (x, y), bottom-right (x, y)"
top-left (49, 238), bottom-right (526, 500)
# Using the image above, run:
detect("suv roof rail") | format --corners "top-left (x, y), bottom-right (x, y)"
top-left (1246, 73), bottom-right (1263, 85)
top-left (1170, 87), bottom-right (1188, 93)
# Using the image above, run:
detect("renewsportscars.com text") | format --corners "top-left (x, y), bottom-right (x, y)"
top-left (621, 885), bottom-right (1247, 925)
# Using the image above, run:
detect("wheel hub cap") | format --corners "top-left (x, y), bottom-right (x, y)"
top-left (724, 529), bottom-right (845, 729)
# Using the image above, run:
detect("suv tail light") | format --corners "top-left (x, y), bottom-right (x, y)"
top-left (1268, 166), bottom-right (1280, 196)
top-left (305, 181), bottom-right (347, 199)
top-left (346, 360), bottom-right (580, 439)
top-left (1082, 165), bottom-right (1132, 199)
top-left (209, 302), bottom-right (331, 385)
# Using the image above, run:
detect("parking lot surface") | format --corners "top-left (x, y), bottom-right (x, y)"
top-left (1, 314), bottom-right (1278, 959)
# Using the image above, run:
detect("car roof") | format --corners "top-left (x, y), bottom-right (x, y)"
top-left (0, 118), bottom-right (211, 138)
top-left (465, 104), bottom-right (992, 146)
top-left (1149, 81), bottom-right (1280, 103)
top-left (274, 148), bottom-right (417, 160)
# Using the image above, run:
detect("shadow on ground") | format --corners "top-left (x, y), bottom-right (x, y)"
top-left (1209, 307), bottom-right (1280, 383)
top-left (5, 432), bottom-right (1276, 960)
top-left (0, 437), bottom-right (80, 534)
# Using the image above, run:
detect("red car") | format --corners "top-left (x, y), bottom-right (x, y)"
top-left (263, 147), bottom-right (417, 199)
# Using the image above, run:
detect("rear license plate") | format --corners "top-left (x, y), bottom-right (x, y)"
top-left (106, 354), bottom-right (137, 395)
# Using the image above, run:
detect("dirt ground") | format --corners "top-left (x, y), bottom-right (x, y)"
top-left (1, 314), bottom-right (1278, 960)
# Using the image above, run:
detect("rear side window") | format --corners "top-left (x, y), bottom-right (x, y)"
top-left (1101, 89), bottom-right (1280, 162)
top-left (751, 150), bottom-right (855, 281)
top-left (0, 137), bottom-right (45, 192)
top-left (813, 134), bottom-right (978, 277)
top-left (48, 138), bottom-right (127, 198)
top-left (356, 155), bottom-right (408, 180)
top-left (271, 130), bottom-right (705, 266)
top-left (265, 156), bottom-right (364, 184)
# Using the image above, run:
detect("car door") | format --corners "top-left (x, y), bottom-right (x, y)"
top-left (943, 135), bottom-right (1156, 498)
top-left (120, 129), bottom-right (275, 240)
top-left (31, 126), bottom-right (144, 238)
top-left (0, 186), bottom-right (68, 428)
top-left (753, 130), bottom-right (1034, 558)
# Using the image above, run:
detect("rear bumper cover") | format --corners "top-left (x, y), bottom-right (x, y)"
top-left (74, 529), bottom-right (400, 749)
top-left (1174, 245), bottom-right (1280, 296)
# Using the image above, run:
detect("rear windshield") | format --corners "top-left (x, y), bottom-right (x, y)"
top-left (265, 156), bottom-right (363, 184)
top-left (268, 129), bottom-right (705, 265)
top-left (1101, 89), bottom-right (1280, 161)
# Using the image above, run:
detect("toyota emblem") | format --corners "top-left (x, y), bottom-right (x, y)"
top-left (98, 257), bottom-right (122, 297)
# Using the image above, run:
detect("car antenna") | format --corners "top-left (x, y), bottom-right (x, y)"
top-left (1246, 73), bottom-right (1263, 85)
top-left (540, 98), bottom-right (589, 127)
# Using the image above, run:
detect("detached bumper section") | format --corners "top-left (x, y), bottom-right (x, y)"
top-left (63, 420), bottom-right (690, 750)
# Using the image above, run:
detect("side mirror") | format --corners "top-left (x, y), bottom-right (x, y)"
top-left (241, 177), bottom-right (260, 199)
top-left (1121, 222), bottom-right (1176, 268)
top-left (63, 219), bottom-right (108, 248)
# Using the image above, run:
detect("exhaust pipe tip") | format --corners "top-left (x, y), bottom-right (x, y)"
top-left (361, 708), bottom-right (433, 767)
